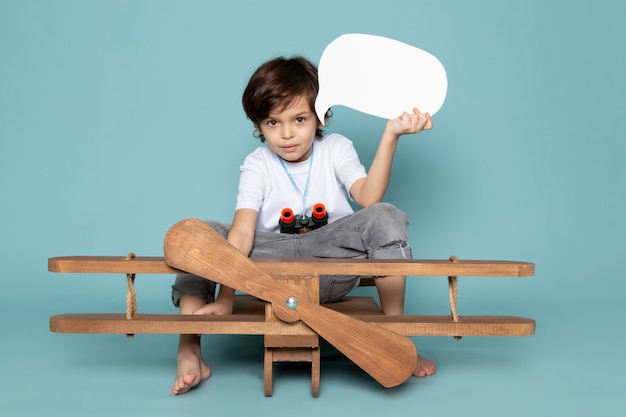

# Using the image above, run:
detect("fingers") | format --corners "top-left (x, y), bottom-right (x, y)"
top-left (398, 108), bottom-right (431, 133)
top-left (412, 107), bottom-right (432, 130)
top-left (422, 112), bottom-right (433, 130)
top-left (386, 107), bottom-right (433, 137)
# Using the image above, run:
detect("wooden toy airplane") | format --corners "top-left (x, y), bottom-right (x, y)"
top-left (49, 218), bottom-right (535, 396)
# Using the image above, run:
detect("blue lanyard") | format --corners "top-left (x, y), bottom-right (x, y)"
top-left (278, 144), bottom-right (314, 219)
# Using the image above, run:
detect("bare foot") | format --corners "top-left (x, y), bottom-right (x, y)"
top-left (171, 337), bottom-right (212, 395)
top-left (413, 354), bottom-right (436, 377)
top-left (193, 302), bottom-right (232, 316)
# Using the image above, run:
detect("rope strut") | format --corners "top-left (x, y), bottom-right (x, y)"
top-left (448, 255), bottom-right (462, 341)
top-left (125, 252), bottom-right (137, 320)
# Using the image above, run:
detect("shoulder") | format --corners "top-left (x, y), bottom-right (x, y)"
top-left (239, 146), bottom-right (280, 183)
top-left (316, 133), bottom-right (357, 153)
top-left (318, 132), bottom-right (351, 146)
top-left (241, 146), bottom-right (276, 168)
top-left (316, 133), bottom-right (359, 159)
top-left (244, 145), bottom-right (274, 161)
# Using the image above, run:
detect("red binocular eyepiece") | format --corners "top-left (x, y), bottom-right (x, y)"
top-left (312, 203), bottom-right (326, 220)
top-left (281, 208), bottom-right (295, 224)
top-left (279, 203), bottom-right (328, 234)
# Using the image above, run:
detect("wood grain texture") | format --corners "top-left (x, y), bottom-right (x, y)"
top-left (49, 256), bottom-right (535, 277)
top-left (48, 219), bottom-right (536, 392)
top-left (163, 218), bottom-right (417, 388)
top-left (50, 312), bottom-right (534, 336)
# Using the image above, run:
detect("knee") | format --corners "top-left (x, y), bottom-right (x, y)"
top-left (360, 203), bottom-right (411, 254)
top-left (201, 220), bottom-right (230, 239)
top-left (366, 203), bottom-right (409, 230)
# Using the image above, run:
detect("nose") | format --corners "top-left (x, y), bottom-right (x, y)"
top-left (281, 124), bottom-right (294, 139)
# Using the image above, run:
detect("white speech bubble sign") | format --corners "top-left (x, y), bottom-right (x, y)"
top-left (316, 34), bottom-right (447, 124)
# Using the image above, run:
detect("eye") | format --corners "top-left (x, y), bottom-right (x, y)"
top-left (266, 120), bottom-right (278, 127)
top-left (295, 116), bottom-right (306, 123)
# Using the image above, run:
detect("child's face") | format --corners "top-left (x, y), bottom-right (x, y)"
top-left (257, 94), bottom-right (321, 163)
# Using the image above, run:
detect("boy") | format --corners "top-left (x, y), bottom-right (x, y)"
top-left (171, 56), bottom-right (434, 395)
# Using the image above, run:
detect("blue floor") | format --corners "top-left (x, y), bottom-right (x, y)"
top-left (3, 290), bottom-right (624, 417)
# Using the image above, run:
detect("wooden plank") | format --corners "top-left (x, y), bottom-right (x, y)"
top-left (49, 313), bottom-right (534, 337)
top-left (357, 315), bottom-right (535, 337)
top-left (231, 295), bottom-right (266, 315)
top-left (311, 347), bottom-right (320, 397)
top-left (271, 348), bottom-right (315, 362)
top-left (48, 256), bottom-right (179, 274)
top-left (325, 296), bottom-right (383, 315)
top-left (264, 349), bottom-right (274, 396)
top-left (255, 258), bottom-right (535, 277)
top-left (49, 313), bottom-right (314, 335)
top-left (265, 334), bottom-right (319, 348)
top-left (48, 256), bottom-right (534, 277)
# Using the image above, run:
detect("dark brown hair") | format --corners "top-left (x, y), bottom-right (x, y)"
top-left (242, 56), bottom-right (329, 141)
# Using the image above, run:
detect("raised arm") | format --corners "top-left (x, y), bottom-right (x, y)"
top-left (350, 108), bottom-right (432, 207)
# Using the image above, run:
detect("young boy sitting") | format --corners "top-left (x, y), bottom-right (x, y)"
top-left (170, 56), bottom-right (435, 395)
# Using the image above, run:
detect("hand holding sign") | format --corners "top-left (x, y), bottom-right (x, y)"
top-left (315, 34), bottom-right (447, 124)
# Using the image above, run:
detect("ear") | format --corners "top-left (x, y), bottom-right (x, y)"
top-left (254, 123), bottom-right (264, 136)
top-left (253, 124), bottom-right (266, 141)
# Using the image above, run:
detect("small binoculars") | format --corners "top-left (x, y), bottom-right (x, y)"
top-left (279, 203), bottom-right (328, 234)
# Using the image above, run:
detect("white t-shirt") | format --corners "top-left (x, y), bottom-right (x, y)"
top-left (236, 133), bottom-right (367, 232)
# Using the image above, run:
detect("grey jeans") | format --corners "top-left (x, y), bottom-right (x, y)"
top-left (171, 202), bottom-right (412, 306)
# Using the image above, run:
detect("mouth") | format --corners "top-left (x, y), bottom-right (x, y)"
top-left (282, 144), bottom-right (298, 153)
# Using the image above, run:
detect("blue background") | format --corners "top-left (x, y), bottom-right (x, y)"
top-left (1, 0), bottom-right (624, 416)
